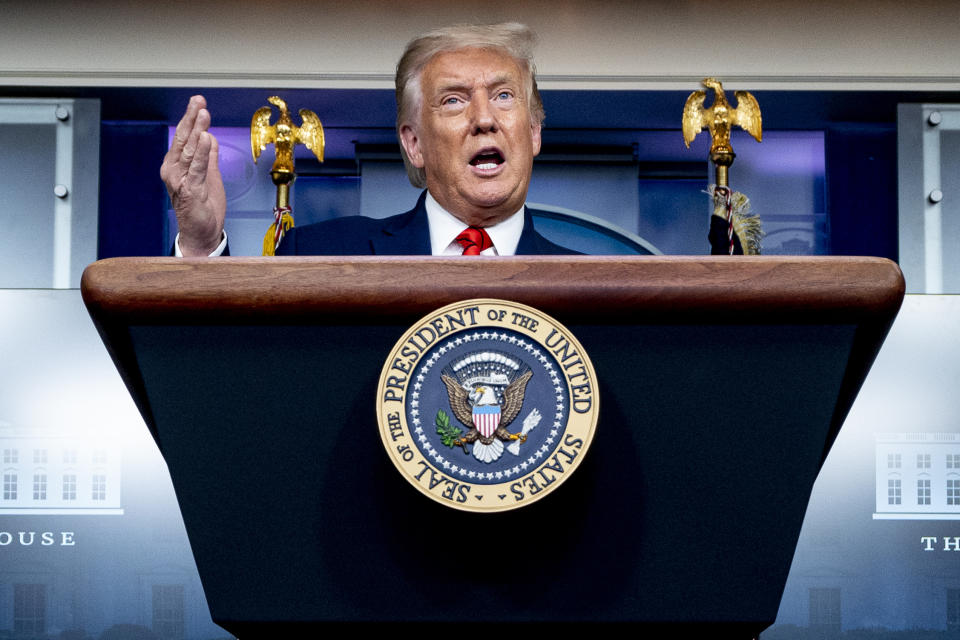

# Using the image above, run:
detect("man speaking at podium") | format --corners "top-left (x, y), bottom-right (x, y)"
top-left (161, 23), bottom-right (574, 257)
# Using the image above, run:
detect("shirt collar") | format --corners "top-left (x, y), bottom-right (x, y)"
top-left (424, 191), bottom-right (525, 256)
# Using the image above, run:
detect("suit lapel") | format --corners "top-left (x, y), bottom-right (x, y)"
top-left (370, 191), bottom-right (432, 255)
top-left (514, 206), bottom-right (543, 256)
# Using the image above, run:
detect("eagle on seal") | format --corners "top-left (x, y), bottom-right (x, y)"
top-left (441, 370), bottom-right (532, 463)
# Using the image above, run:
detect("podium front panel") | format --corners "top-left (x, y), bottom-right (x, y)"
top-left (82, 256), bottom-right (904, 633)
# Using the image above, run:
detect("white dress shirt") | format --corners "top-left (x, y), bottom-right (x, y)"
top-left (424, 192), bottom-right (524, 256)
top-left (174, 230), bottom-right (227, 257)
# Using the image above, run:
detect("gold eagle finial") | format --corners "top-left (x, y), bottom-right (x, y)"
top-left (250, 96), bottom-right (325, 175)
top-left (682, 78), bottom-right (762, 156)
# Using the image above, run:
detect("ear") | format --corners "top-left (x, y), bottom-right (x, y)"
top-left (399, 123), bottom-right (425, 168)
top-left (530, 121), bottom-right (542, 157)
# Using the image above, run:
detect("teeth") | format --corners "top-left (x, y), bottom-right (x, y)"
top-left (476, 163), bottom-right (498, 170)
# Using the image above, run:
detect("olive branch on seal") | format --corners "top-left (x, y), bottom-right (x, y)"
top-left (435, 409), bottom-right (462, 447)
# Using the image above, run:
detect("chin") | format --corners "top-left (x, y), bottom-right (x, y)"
top-left (460, 207), bottom-right (515, 228)
top-left (465, 187), bottom-right (523, 215)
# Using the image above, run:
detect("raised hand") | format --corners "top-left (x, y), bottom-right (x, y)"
top-left (160, 95), bottom-right (227, 256)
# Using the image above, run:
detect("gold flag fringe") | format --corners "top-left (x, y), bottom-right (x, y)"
top-left (707, 185), bottom-right (764, 255)
top-left (262, 210), bottom-right (295, 256)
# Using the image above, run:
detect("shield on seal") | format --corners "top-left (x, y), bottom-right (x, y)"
top-left (472, 404), bottom-right (501, 438)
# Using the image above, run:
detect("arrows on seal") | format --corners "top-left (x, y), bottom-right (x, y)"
top-left (507, 409), bottom-right (542, 456)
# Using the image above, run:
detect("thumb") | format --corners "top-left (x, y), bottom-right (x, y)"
top-left (207, 133), bottom-right (222, 181)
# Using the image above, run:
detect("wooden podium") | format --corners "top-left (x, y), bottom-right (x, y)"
top-left (82, 256), bottom-right (904, 638)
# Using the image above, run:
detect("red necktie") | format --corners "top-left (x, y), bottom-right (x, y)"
top-left (455, 226), bottom-right (493, 255)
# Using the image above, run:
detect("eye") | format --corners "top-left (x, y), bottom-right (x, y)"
top-left (495, 91), bottom-right (513, 101)
top-left (442, 96), bottom-right (462, 106)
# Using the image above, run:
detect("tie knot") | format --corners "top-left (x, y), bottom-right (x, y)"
top-left (455, 226), bottom-right (493, 256)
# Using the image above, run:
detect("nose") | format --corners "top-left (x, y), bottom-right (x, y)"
top-left (469, 93), bottom-right (497, 134)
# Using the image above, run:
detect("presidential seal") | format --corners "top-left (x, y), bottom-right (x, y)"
top-left (377, 299), bottom-right (598, 513)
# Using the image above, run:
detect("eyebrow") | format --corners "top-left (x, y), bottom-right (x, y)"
top-left (434, 73), bottom-right (515, 95)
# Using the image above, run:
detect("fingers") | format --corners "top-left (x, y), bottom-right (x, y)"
top-left (161, 95), bottom-right (209, 191)
top-left (167, 95), bottom-right (206, 160)
top-left (185, 130), bottom-right (212, 193)
top-left (179, 107), bottom-right (211, 172)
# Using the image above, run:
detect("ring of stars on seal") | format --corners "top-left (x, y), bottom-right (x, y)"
top-left (377, 299), bottom-right (598, 513)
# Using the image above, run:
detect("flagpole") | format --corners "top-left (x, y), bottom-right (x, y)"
top-left (681, 78), bottom-right (764, 255)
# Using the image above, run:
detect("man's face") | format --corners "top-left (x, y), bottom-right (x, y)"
top-left (399, 47), bottom-right (542, 227)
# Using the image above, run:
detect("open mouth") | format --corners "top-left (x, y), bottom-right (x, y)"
top-left (470, 149), bottom-right (504, 170)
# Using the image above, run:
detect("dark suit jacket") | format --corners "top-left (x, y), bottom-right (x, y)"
top-left (275, 191), bottom-right (576, 256)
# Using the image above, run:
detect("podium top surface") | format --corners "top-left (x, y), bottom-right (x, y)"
top-left (82, 255), bottom-right (904, 324)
